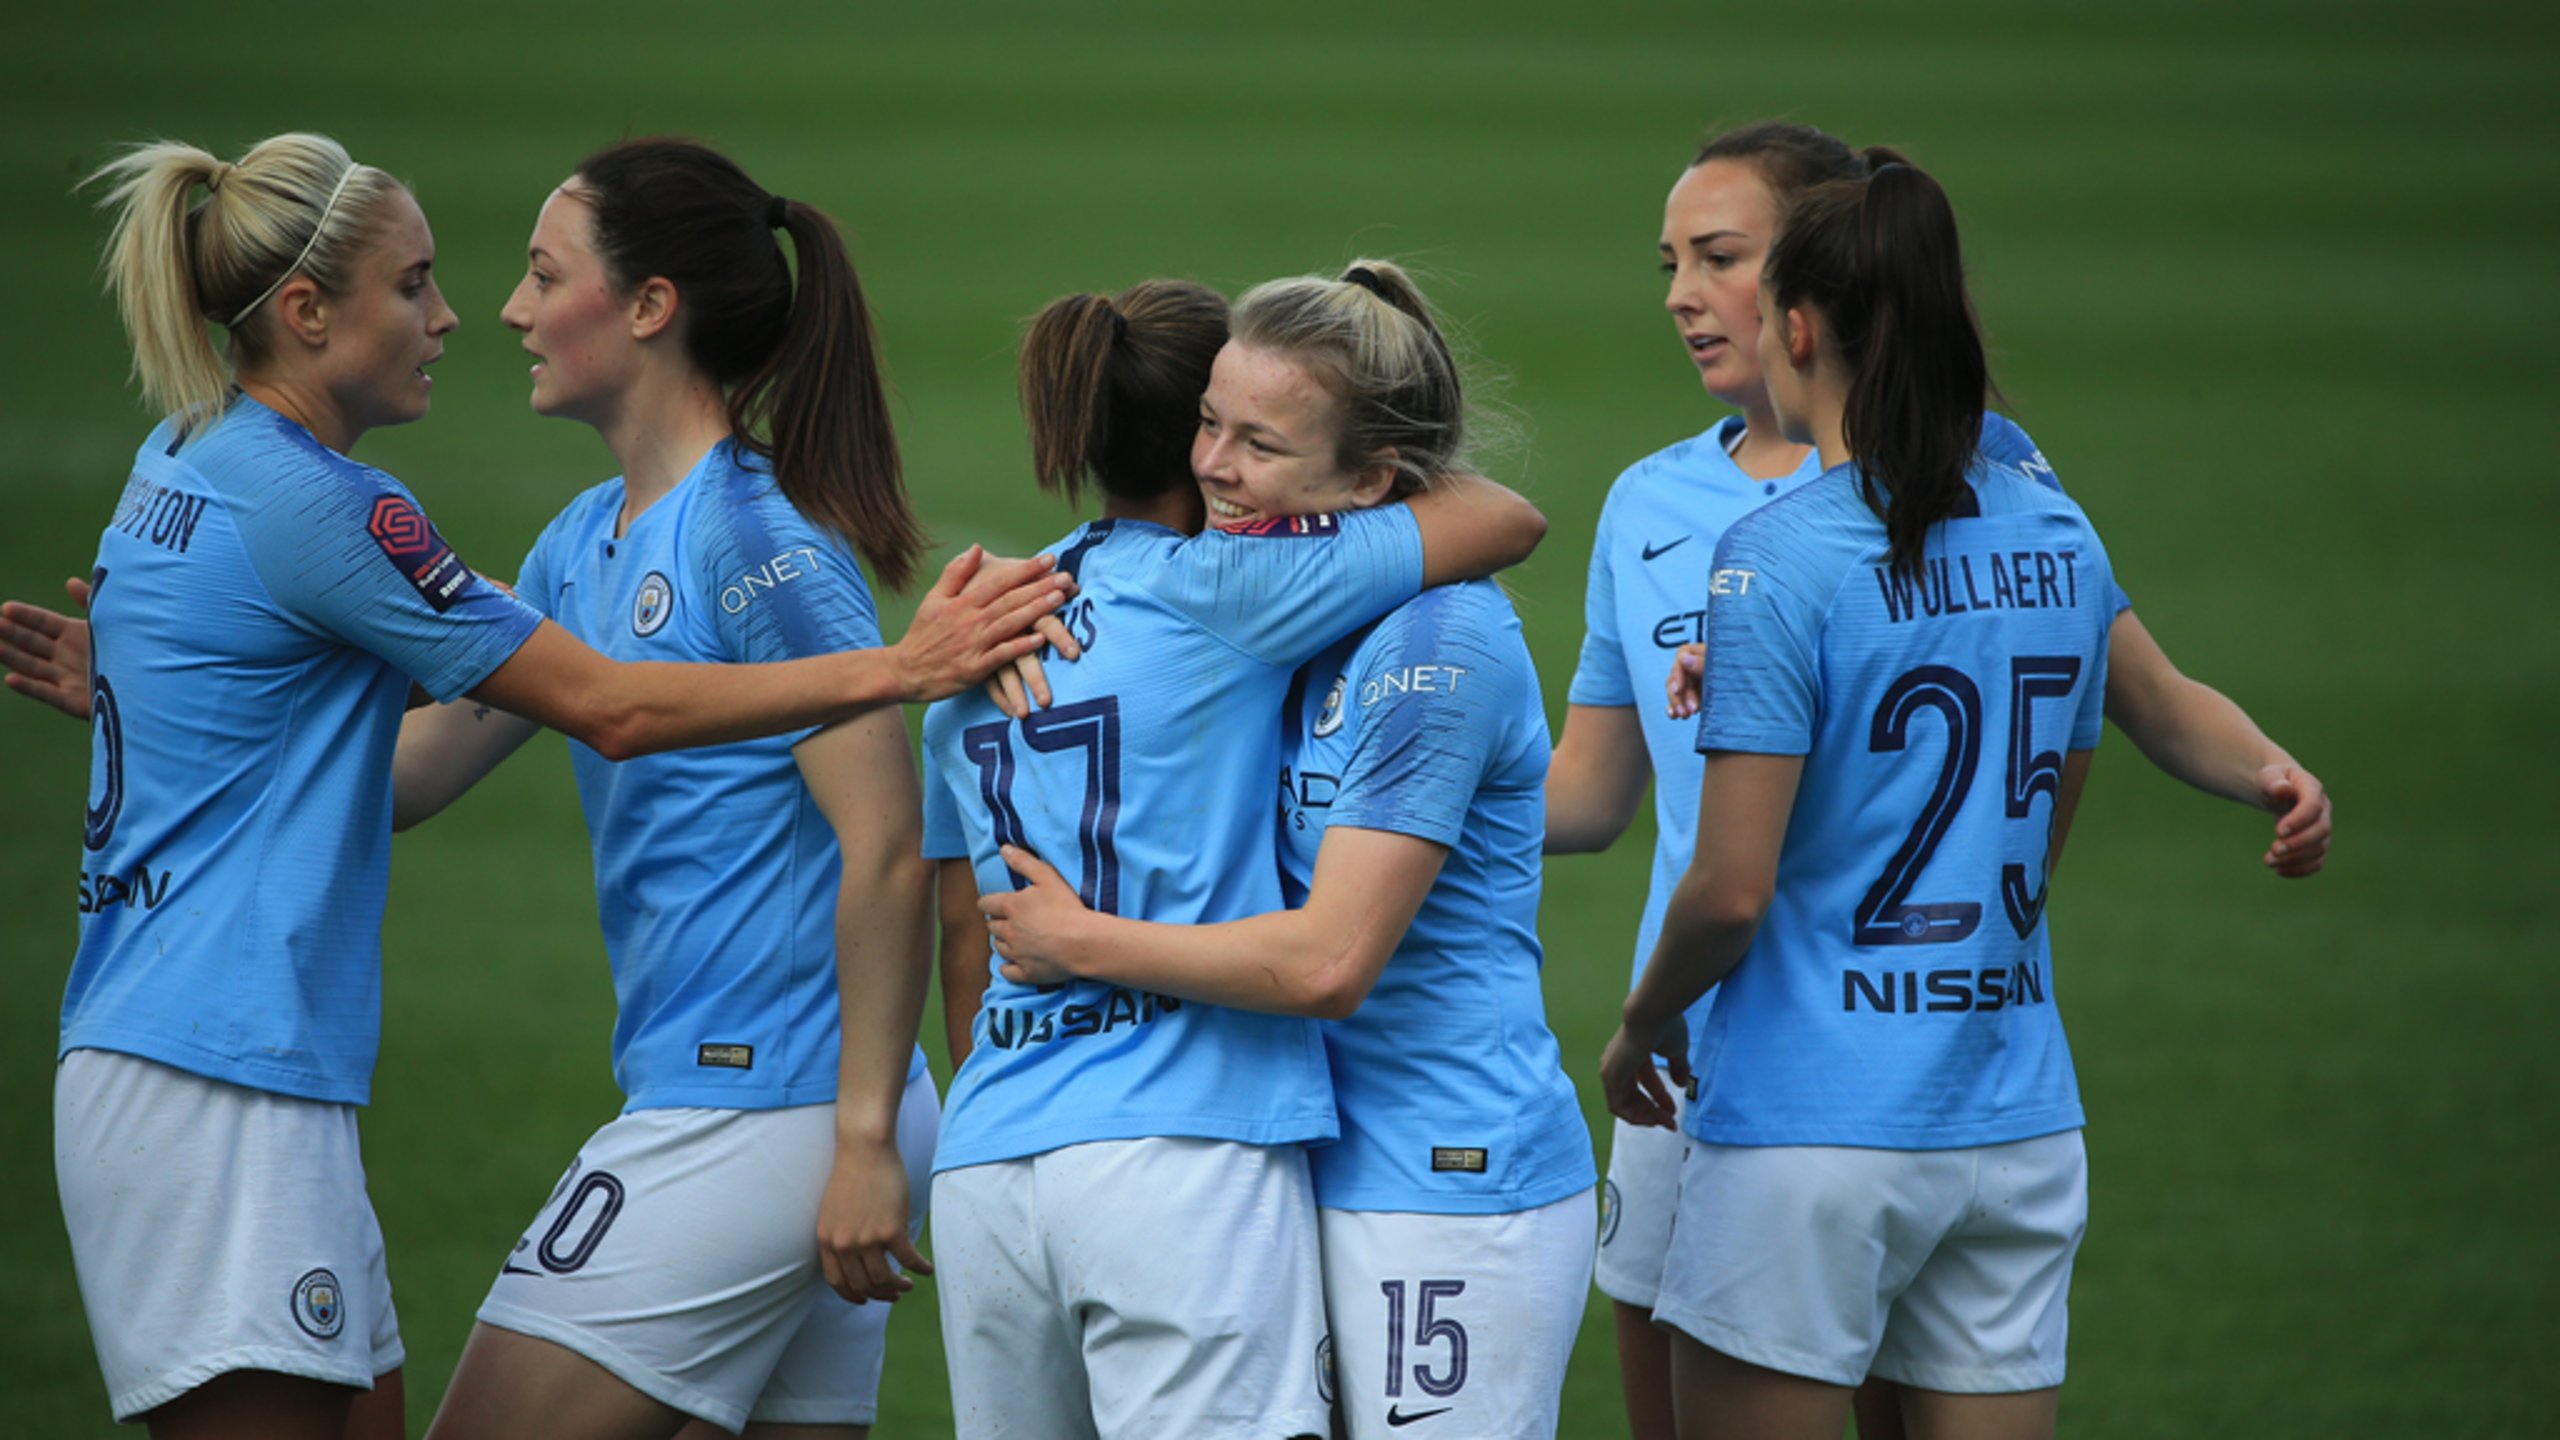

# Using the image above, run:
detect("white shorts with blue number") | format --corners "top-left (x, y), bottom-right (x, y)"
top-left (55, 1049), bottom-right (404, 1421)
top-left (476, 1071), bottom-right (939, 1431)
top-left (1319, 1190), bottom-right (1597, 1440)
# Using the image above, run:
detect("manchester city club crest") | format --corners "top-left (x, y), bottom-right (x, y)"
top-left (1313, 673), bottom-right (1347, 737)
top-left (1316, 1333), bottom-right (1336, 1404)
top-left (293, 1267), bottom-right (345, 1340)
top-left (1599, 1179), bottom-right (1622, 1246)
top-left (632, 571), bottom-right (674, 637)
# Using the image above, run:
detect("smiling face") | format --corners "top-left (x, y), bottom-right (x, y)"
top-left (498, 185), bottom-right (644, 424)
top-left (1190, 341), bottom-right (1393, 528)
top-left (1660, 158), bottom-right (1783, 408)
top-left (312, 188), bottom-right (456, 436)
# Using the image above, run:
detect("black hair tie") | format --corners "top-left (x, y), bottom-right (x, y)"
top-left (766, 194), bottom-right (791, 230)
top-left (1106, 303), bottom-right (1128, 340)
top-left (1343, 266), bottom-right (1389, 299)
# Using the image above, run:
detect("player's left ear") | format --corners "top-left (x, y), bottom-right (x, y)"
top-left (1781, 305), bottom-right (1820, 369)
top-left (628, 276), bottom-right (680, 342)
top-left (1349, 448), bottom-right (1401, 509)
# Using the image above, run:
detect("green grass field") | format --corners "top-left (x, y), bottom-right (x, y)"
top-left (3, 1), bottom-right (2554, 1433)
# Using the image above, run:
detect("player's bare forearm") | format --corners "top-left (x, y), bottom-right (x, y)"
top-left (1545, 704), bottom-right (1650, 854)
top-left (982, 830), bottom-right (1445, 1020)
top-left (936, 859), bottom-right (991, 1067)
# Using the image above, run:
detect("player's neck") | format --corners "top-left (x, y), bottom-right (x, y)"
top-left (1728, 399), bottom-right (1813, 481)
top-left (1102, 487), bottom-right (1207, 535)
top-left (237, 375), bottom-right (361, 456)
top-left (602, 372), bottom-right (730, 531)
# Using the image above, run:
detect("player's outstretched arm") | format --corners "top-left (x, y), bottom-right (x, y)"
top-left (0, 578), bottom-right (93, 721)
top-left (1546, 703), bottom-right (1652, 854)
top-left (2103, 611), bottom-right (2331, 876)
top-left (392, 700), bottom-right (542, 831)
top-left (800, 709), bottom-right (936, 1305)
top-left (980, 828), bottom-right (1447, 1020)
top-left (1406, 473), bottom-right (1547, 588)
top-left (469, 548), bottom-right (1074, 760)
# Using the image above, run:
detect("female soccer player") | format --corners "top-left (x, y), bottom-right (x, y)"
top-left (977, 262), bottom-right (1596, 1440)
top-left (30, 131), bottom-right (1066, 1440)
top-left (1602, 157), bottom-right (2112, 1440)
top-left (919, 265), bottom-right (1547, 1440)
top-left (386, 137), bottom-right (973, 1440)
top-left (1545, 121), bottom-right (2333, 1440)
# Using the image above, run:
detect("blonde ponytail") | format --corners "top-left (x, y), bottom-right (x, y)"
top-left (87, 132), bottom-right (399, 434)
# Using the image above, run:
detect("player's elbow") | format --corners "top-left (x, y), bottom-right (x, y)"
top-left (1295, 939), bottom-right (1386, 1021)
top-left (1490, 493), bottom-right (1548, 569)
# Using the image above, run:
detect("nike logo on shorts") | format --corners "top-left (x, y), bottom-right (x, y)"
top-left (1386, 1404), bottom-right (1452, 1427)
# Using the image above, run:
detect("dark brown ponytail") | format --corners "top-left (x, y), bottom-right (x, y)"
top-left (1765, 156), bottom-right (1997, 579)
top-left (571, 138), bottom-right (924, 591)
top-left (1017, 279), bottom-right (1229, 507)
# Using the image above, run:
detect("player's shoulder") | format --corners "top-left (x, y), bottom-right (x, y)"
top-left (1978, 411), bottom-right (2064, 494)
top-left (183, 397), bottom-right (392, 501)
top-left (1609, 417), bottom-right (1747, 500)
top-left (1353, 581), bottom-right (1530, 691)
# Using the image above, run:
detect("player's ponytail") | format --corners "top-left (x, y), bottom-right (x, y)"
top-left (88, 133), bottom-right (399, 436)
top-left (1766, 159), bottom-right (1997, 580)
top-left (1229, 258), bottom-right (1468, 495)
top-left (1018, 279), bottom-right (1229, 507)
top-left (571, 138), bottom-right (923, 591)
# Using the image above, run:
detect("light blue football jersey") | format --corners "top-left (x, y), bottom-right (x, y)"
top-left (1567, 415), bottom-right (2112, 1018)
top-left (1280, 582), bottom-right (1595, 1214)
top-left (1686, 458), bottom-right (2114, 1149)
top-left (62, 397), bottom-right (540, 1103)
top-left (921, 508), bottom-right (1424, 1172)
top-left (1567, 417), bottom-right (1824, 1012)
top-left (515, 440), bottom-right (926, 1110)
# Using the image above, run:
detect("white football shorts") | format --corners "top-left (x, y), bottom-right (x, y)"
top-left (475, 1069), bottom-right (939, 1431)
top-left (1319, 1190), bottom-right (1597, 1440)
top-left (55, 1048), bottom-right (403, 1421)
top-left (1592, 1089), bottom-right (1690, 1308)
top-left (1654, 1129), bottom-right (2087, 1393)
top-left (934, 1137), bottom-right (1331, 1440)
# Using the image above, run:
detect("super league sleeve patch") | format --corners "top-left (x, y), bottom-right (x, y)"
top-left (1218, 513), bottom-right (1343, 539)
top-left (368, 495), bottom-right (476, 612)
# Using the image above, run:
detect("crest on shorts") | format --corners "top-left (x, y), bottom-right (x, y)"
top-left (1313, 673), bottom-right (1347, 738)
top-left (1599, 1179), bottom-right (1622, 1245)
top-left (632, 571), bottom-right (675, 637)
top-left (1316, 1333), bottom-right (1337, 1404)
top-left (293, 1267), bottom-right (345, 1340)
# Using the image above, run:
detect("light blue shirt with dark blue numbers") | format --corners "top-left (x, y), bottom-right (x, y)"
top-left (1568, 414), bottom-right (2117, 1025)
top-left (921, 508), bottom-right (1425, 1173)
top-left (1280, 581), bottom-right (1595, 1214)
top-left (1685, 457), bottom-right (2115, 1150)
top-left (515, 440), bottom-right (927, 1111)
top-left (63, 396), bottom-right (540, 1104)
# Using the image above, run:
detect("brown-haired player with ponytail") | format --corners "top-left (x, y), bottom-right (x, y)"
top-left (1551, 121), bottom-right (2332, 1439)
top-left (1599, 160), bottom-right (2122, 1440)
top-left (14, 132), bottom-right (1067, 1440)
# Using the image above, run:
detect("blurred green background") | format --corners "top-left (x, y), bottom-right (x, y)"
top-left (3, 1), bottom-right (2553, 1434)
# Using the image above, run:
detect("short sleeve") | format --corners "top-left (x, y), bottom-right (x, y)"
top-left (1695, 518), bottom-right (1824, 757)
top-left (692, 470), bottom-right (884, 665)
top-left (236, 462), bottom-right (540, 704)
top-left (920, 745), bottom-right (969, 861)
top-left (1566, 487), bottom-right (1634, 708)
top-left (1326, 589), bottom-right (1517, 847)
top-left (1151, 506), bottom-right (1425, 669)
top-left (1983, 415), bottom-right (2131, 614)
top-left (2069, 545), bottom-right (2114, 752)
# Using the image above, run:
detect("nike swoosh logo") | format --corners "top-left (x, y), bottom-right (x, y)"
top-left (500, 1263), bottom-right (540, 1277)
top-left (1386, 1406), bottom-right (1452, 1427)
top-left (1641, 536), bottom-right (1691, 561)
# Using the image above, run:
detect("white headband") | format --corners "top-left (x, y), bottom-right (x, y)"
top-left (225, 164), bottom-right (360, 329)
